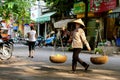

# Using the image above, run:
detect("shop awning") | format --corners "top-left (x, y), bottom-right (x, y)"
top-left (111, 6), bottom-right (120, 13)
top-left (108, 7), bottom-right (120, 18)
top-left (54, 19), bottom-right (75, 28)
top-left (36, 12), bottom-right (56, 23)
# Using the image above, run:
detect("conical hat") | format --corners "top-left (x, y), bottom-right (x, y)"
top-left (73, 19), bottom-right (85, 26)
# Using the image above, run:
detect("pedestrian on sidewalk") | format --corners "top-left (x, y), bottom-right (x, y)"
top-left (27, 27), bottom-right (36, 58)
top-left (71, 19), bottom-right (91, 72)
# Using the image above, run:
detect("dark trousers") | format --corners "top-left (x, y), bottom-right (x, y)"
top-left (28, 41), bottom-right (35, 51)
top-left (72, 48), bottom-right (88, 71)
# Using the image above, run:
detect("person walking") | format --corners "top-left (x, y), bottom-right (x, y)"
top-left (71, 19), bottom-right (91, 72)
top-left (27, 27), bottom-right (36, 58)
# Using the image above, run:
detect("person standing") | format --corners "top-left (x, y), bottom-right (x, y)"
top-left (27, 27), bottom-right (36, 58)
top-left (71, 19), bottom-right (91, 72)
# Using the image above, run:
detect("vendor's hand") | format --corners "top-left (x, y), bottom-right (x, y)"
top-left (88, 47), bottom-right (91, 51)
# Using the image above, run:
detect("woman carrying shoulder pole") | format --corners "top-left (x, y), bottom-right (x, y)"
top-left (71, 19), bottom-right (91, 72)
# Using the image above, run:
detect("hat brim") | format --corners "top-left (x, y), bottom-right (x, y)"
top-left (73, 19), bottom-right (85, 27)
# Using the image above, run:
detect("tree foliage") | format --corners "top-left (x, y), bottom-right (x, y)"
top-left (44, 0), bottom-right (78, 18)
top-left (0, 0), bottom-right (36, 23)
top-left (44, 0), bottom-right (89, 25)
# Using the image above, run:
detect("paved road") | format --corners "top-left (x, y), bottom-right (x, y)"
top-left (0, 44), bottom-right (120, 80)
top-left (13, 44), bottom-right (120, 70)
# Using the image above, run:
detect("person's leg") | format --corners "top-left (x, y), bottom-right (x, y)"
top-left (31, 42), bottom-right (35, 58)
top-left (31, 50), bottom-right (34, 58)
top-left (72, 48), bottom-right (78, 71)
top-left (28, 42), bottom-right (32, 57)
top-left (78, 58), bottom-right (89, 70)
top-left (76, 49), bottom-right (89, 70)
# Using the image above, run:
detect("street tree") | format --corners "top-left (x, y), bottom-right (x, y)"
top-left (0, 0), bottom-right (36, 24)
top-left (44, 0), bottom-right (89, 25)
top-left (44, 0), bottom-right (77, 19)
top-left (0, 0), bottom-right (36, 36)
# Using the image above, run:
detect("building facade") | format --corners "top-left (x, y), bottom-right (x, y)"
top-left (73, 0), bottom-right (118, 49)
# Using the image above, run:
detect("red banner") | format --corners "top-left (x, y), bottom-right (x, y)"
top-left (90, 0), bottom-right (116, 13)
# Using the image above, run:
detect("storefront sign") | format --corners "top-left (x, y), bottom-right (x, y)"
top-left (73, 1), bottom-right (90, 14)
top-left (90, 0), bottom-right (116, 13)
top-left (77, 12), bottom-right (95, 18)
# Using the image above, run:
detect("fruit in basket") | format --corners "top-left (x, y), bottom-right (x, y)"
top-left (56, 54), bottom-right (61, 56)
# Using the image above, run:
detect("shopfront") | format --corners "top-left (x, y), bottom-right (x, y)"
top-left (36, 12), bottom-right (56, 39)
top-left (73, 0), bottom-right (117, 49)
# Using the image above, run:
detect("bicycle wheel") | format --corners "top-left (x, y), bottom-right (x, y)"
top-left (0, 46), bottom-right (12, 60)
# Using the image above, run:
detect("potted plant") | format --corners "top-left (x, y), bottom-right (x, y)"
top-left (94, 47), bottom-right (104, 54)
top-left (67, 45), bottom-right (73, 51)
top-left (90, 47), bottom-right (109, 65)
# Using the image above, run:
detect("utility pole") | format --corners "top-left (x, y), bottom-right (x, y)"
top-left (37, 0), bottom-right (42, 36)
top-left (83, 0), bottom-right (88, 27)
top-left (117, 0), bottom-right (119, 6)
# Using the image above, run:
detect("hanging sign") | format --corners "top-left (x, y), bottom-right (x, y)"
top-left (90, 0), bottom-right (116, 13)
top-left (73, 1), bottom-right (90, 14)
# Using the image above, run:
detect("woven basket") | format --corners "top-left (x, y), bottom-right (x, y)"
top-left (49, 54), bottom-right (67, 63)
top-left (90, 55), bottom-right (108, 65)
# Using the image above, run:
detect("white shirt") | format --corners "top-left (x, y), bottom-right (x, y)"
top-left (28, 30), bottom-right (36, 42)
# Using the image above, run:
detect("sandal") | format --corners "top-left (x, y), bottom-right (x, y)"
top-left (31, 56), bottom-right (34, 58)
top-left (85, 64), bottom-right (89, 71)
top-left (28, 56), bottom-right (31, 57)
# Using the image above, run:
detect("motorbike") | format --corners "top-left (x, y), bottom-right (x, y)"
top-left (44, 33), bottom-right (68, 47)
top-left (4, 39), bottom-right (14, 51)
top-left (0, 38), bottom-right (12, 60)
top-left (35, 35), bottom-right (44, 47)
top-left (24, 35), bottom-right (45, 48)
top-left (0, 28), bottom-right (14, 60)
top-left (44, 34), bottom-right (56, 46)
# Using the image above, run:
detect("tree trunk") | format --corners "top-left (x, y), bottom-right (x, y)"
top-left (18, 23), bottom-right (24, 37)
top-left (61, 13), bottom-right (65, 19)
